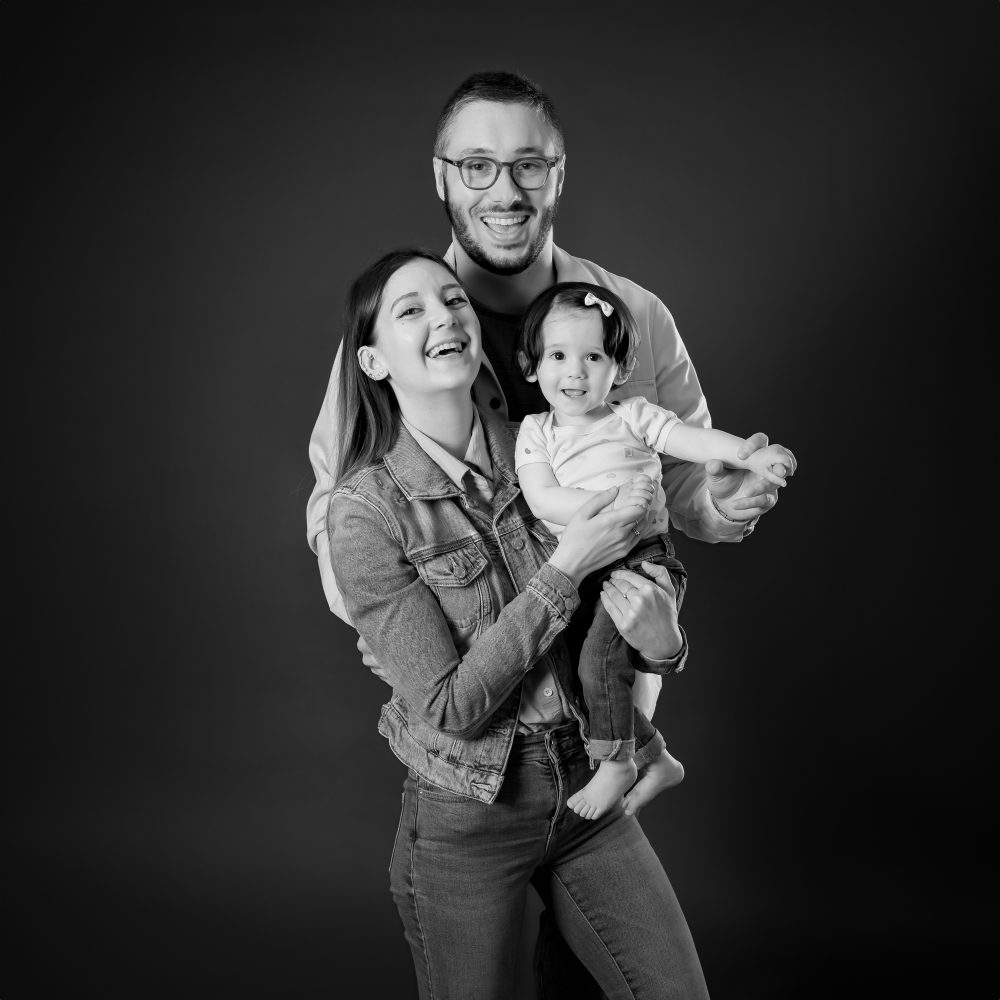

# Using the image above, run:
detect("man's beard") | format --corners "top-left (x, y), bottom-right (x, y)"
top-left (443, 178), bottom-right (559, 277)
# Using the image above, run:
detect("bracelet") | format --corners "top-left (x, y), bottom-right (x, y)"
top-left (708, 489), bottom-right (759, 535)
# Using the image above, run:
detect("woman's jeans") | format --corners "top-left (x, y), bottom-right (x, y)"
top-left (389, 723), bottom-right (710, 1000)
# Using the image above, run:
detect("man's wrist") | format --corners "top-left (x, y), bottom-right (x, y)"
top-left (636, 625), bottom-right (689, 674)
top-left (708, 488), bottom-right (759, 536)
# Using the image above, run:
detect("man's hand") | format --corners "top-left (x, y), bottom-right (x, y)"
top-left (707, 431), bottom-right (795, 521)
top-left (357, 634), bottom-right (390, 685)
top-left (600, 561), bottom-right (682, 660)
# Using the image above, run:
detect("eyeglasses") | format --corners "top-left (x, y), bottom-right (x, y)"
top-left (438, 155), bottom-right (561, 191)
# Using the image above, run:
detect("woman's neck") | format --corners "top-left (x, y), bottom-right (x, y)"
top-left (397, 392), bottom-right (476, 462)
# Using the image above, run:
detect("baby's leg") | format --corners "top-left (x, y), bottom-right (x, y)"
top-left (568, 598), bottom-right (638, 820)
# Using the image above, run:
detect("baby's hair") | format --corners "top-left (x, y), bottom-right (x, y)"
top-left (517, 282), bottom-right (639, 379)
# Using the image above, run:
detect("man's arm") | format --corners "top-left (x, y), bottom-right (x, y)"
top-left (639, 296), bottom-right (782, 540)
top-left (306, 346), bottom-right (353, 621)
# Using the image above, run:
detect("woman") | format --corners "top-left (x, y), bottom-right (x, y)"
top-left (327, 248), bottom-right (710, 999)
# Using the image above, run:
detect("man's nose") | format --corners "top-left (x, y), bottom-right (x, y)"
top-left (490, 164), bottom-right (522, 202)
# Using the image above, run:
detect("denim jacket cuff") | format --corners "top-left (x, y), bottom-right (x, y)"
top-left (529, 563), bottom-right (581, 624)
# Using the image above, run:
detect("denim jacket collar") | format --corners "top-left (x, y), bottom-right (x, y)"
top-left (383, 405), bottom-right (518, 502)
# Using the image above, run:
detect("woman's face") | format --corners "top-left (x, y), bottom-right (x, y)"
top-left (364, 259), bottom-right (482, 407)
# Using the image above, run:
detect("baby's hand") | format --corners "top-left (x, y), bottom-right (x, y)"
top-left (745, 444), bottom-right (797, 487)
top-left (612, 475), bottom-right (655, 514)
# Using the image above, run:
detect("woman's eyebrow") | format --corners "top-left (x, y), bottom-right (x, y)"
top-left (390, 292), bottom-right (418, 311)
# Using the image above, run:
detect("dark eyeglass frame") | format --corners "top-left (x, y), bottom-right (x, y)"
top-left (437, 155), bottom-right (562, 191)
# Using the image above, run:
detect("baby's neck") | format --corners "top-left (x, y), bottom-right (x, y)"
top-left (552, 401), bottom-right (613, 428)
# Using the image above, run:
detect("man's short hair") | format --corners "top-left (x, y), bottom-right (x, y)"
top-left (433, 71), bottom-right (565, 157)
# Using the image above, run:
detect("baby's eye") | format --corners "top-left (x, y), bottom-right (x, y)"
top-left (549, 351), bottom-right (564, 360)
top-left (586, 352), bottom-right (604, 362)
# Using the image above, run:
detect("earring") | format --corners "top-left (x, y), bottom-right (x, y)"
top-left (360, 350), bottom-right (387, 381)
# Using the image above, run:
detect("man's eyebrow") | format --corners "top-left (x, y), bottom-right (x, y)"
top-left (452, 146), bottom-right (550, 157)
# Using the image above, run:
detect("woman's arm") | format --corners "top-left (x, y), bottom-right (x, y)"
top-left (329, 488), bottom-right (642, 738)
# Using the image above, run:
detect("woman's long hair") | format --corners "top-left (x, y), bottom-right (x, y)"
top-left (334, 248), bottom-right (458, 484)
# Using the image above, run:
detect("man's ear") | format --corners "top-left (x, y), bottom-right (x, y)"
top-left (517, 351), bottom-right (538, 382)
top-left (433, 157), bottom-right (446, 202)
top-left (358, 346), bottom-right (389, 381)
top-left (614, 358), bottom-right (637, 385)
top-left (555, 154), bottom-right (566, 199)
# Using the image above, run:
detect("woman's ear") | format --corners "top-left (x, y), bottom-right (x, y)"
top-left (517, 350), bottom-right (538, 382)
top-left (614, 358), bottom-right (637, 385)
top-left (358, 346), bottom-right (388, 381)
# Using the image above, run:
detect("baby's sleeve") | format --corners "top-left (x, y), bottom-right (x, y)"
top-left (618, 397), bottom-right (683, 455)
top-left (514, 414), bottom-right (552, 472)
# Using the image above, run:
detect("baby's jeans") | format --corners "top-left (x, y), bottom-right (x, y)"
top-left (568, 536), bottom-right (688, 763)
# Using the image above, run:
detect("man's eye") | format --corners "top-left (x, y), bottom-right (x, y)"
top-left (515, 159), bottom-right (545, 176)
top-left (466, 160), bottom-right (490, 173)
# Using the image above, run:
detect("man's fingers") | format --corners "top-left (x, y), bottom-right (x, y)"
top-left (737, 431), bottom-right (770, 460)
top-left (600, 590), bottom-right (626, 625)
top-left (640, 560), bottom-right (676, 588)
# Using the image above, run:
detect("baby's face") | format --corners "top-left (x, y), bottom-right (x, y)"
top-left (529, 307), bottom-right (624, 425)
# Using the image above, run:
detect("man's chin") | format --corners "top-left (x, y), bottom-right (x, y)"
top-left (466, 246), bottom-right (534, 276)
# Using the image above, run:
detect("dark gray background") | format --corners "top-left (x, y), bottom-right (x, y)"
top-left (8, 3), bottom-right (993, 998)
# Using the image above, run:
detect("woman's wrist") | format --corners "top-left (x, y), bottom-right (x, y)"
top-left (547, 549), bottom-right (584, 590)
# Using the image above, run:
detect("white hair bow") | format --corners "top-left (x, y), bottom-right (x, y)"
top-left (583, 291), bottom-right (614, 317)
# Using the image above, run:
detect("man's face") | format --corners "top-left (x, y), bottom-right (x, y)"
top-left (434, 101), bottom-right (565, 276)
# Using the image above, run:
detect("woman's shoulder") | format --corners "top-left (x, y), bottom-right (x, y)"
top-left (331, 460), bottom-right (395, 501)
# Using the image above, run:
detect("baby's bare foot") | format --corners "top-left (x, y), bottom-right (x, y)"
top-left (567, 758), bottom-right (638, 820)
top-left (623, 749), bottom-right (684, 817)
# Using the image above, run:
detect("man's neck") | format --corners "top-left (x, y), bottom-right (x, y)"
top-left (452, 239), bottom-right (556, 314)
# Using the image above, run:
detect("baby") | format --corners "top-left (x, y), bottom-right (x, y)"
top-left (515, 282), bottom-right (796, 819)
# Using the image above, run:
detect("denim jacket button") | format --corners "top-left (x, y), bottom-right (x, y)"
top-left (512, 537), bottom-right (524, 550)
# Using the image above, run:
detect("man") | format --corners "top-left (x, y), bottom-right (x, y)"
top-left (307, 71), bottom-right (784, 997)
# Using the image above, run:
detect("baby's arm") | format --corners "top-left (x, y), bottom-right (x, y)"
top-left (663, 424), bottom-right (796, 487)
top-left (518, 462), bottom-right (602, 525)
top-left (520, 464), bottom-right (655, 525)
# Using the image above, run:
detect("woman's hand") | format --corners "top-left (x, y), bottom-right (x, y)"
top-left (600, 561), bottom-right (682, 660)
top-left (548, 487), bottom-right (649, 589)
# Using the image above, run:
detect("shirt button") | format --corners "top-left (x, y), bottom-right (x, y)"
top-left (543, 687), bottom-right (554, 697)
top-left (489, 397), bottom-right (501, 409)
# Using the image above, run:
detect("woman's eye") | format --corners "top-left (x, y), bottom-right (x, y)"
top-left (446, 296), bottom-right (468, 307)
top-left (399, 306), bottom-right (421, 318)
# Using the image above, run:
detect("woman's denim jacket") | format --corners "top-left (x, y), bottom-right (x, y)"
top-left (328, 408), bottom-right (598, 803)
top-left (328, 408), bottom-right (675, 803)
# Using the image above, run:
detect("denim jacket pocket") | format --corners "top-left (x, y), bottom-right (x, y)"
top-left (413, 543), bottom-right (491, 630)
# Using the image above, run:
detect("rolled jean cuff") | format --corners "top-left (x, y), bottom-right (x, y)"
top-left (632, 728), bottom-right (665, 769)
top-left (586, 737), bottom-right (635, 764)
